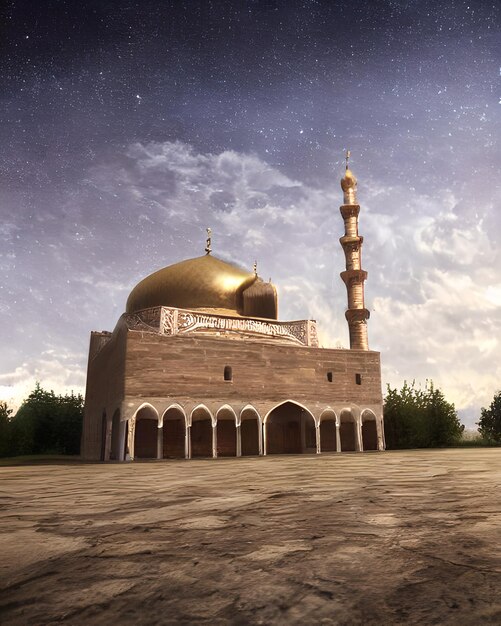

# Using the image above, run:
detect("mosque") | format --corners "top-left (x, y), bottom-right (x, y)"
top-left (81, 162), bottom-right (384, 461)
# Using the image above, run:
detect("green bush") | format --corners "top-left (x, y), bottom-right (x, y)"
top-left (1, 383), bottom-right (83, 457)
top-left (384, 380), bottom-right (464, 449)
top-left (477, 391), bottom-right (501, 444)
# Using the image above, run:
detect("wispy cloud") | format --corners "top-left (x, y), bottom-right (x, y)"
top-left (2, 140), bottom-right (499, 427)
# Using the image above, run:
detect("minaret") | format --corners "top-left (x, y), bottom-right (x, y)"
top-left (339, 152), bottom-right (370, 350)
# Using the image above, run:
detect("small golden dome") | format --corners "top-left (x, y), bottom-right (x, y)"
top-left (242, 279), bottom-right (278, 319)
top-left (341, 168), bottom-right (357, 192)
top-left (341, 168), bottom-right (358, 204)
top-left (126, 254), bottom-right (263, 316)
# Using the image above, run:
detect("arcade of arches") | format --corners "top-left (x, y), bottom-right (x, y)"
top-left (103, 402), bottom-right (383, 461)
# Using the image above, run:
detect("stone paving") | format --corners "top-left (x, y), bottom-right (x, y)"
top-left (0, 448), bottom-right (500, 625)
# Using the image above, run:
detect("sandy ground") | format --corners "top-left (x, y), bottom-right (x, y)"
top-left (0, 449), bottom-right (500, 625)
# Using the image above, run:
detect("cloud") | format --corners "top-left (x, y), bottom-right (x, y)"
top-left (1, 140), bottom-right (499, 429)
top-left (0, 351), bottom-right (86, 412)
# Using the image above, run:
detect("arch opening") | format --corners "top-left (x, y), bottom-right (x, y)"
top-left (240, 407), bottom-right (260, 456)
top-left (163, 407), bottom-right (186, 459)
top-left (339, 410), bottom-right (357, 452)
top-left (266, 401), bottom-right (316, 455)
top-left (134, 405), bottom-right (159, 459)
top-left (216, 407), bottom-right (237, 457)
top-left (191, 406), bottom-right (213, 458)
top-left (362, 410), bottom-right (378, 451)
top-left (320, 410), bottom-right (337, 452)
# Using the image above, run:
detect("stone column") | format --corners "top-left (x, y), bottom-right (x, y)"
top-left (336, 422), bottom-right (341, 452)
top-left (236, 424), bottom-right (242, 457)
top-left (316, 425), bottom-right (321, 454)
top-left (212, 424), bottom-right (217, 458)
top-left (185, 425), bottom-right (191, 459)
top-left (356, 420), bottom-right (363, 452)
top-left (157, 426), bottom-right (163, 460)
top-left (377, 418), bottom-right (385, 451)
top-left (127, 417), bottom-right (136, 461)
top-left (118, 420), bottom-right (127, 462)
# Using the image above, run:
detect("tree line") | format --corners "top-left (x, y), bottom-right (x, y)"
top-left (0, 383), bottom-right (83, 458)
top-left (0, 382), bottom-right (499, 458)
top-left (384, 382), bottom-right (501, 448)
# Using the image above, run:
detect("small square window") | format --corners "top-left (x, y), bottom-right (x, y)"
top-left (327, 371), bottom-right (333, 383)
top-left (355, 373), bottom-right (362, 385)
top-left (224, 365), bottom-right (233, 381)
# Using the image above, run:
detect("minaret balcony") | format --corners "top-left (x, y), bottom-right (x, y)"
top-left (340, 269), bottom-right (368, 286)
top-left (340, 205), bottom-right (360, 219)
top-left (340, 235), bottom-right (363, 248)
top-left (345, 308), bottom-right (371, 323)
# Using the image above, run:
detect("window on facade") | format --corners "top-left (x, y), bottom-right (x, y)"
top-left (356, 373), bottom-right (362, 385)
top-left (327, 371), bottom-right (333, 383)
top-left (224, 365), bottom-right (233, 381)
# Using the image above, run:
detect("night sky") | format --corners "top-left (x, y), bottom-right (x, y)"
top-left (1, 0), bottom-right (500, 428)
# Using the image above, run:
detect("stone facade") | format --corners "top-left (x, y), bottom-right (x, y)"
top-left (81, 312), bottom-right (384, 461)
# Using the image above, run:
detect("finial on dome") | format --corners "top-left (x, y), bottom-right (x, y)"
top-left (205, 227), bottom-right (212, 255)
top-left (253, 260), bottom-right (258, 275)
top-left (341, 151), bottom-right (358, 204)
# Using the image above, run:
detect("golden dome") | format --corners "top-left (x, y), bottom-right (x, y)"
top-left (340, 168), bottom-right (357, 192)
top-left (341, 168), bottom-right (358, 205)
top-left (242, 279), bottom-right (278, 320)
top-left (126, 254), bottom-right (258, 315)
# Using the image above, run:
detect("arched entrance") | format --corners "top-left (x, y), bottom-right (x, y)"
top-left (265, 401), bottom-right (316, 455)
top-left (162, 406), bottom-right (186, 459)
top-left (362, 410), bottom-right (378, 450)
top-left (110, 409), bottom-right (121, 460)
top-left (134, 405), bottom-right (159, 459)
top-left (240, 406), bottom-right (261, 456)
top-left (339, 410), bottom-right (357, 452)
top-left (191, 406), bottom-right (213, 457)
top-left (320, 410), bottom-right (337, 452)
top-left (216, 406), bottom-right (237, 457)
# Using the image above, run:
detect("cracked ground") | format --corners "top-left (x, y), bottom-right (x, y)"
top-left (0, 448), bottom-right (500, 625)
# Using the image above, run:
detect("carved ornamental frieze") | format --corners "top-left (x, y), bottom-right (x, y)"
top-left (126, 307), bottom-right (165, 333)
top-left (125, 306), bottom-right (318, 347)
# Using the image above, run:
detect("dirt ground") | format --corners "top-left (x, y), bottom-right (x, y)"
top-left (0, 449), bottom-right (500, 625)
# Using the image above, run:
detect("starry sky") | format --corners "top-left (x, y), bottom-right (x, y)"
top-left (1, 0), bottom-right (500, 428)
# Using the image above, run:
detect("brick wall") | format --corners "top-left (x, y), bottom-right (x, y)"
top-left (125, 331), bottom-right (382, 407)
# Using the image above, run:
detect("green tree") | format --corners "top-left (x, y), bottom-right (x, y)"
top-left (426, 382), bottom-right (464, 447)
top-left (384, 381), bottom-right (425, 449)
top-left (477, 391), bottom-right (501, 444)
top-left (384, 380), bottom-right (464, 449)
top-left (53, 391), bottom-right (84, 455)
top-left (0, 401), bottom-right (14, 457)
top-left (8, 383), bottom-right (83, 456)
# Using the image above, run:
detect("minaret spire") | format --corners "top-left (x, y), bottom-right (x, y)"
top-left (339, 155), bottom-right (370, 350)
top-left (205, 227), bottom-right (212, 255)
